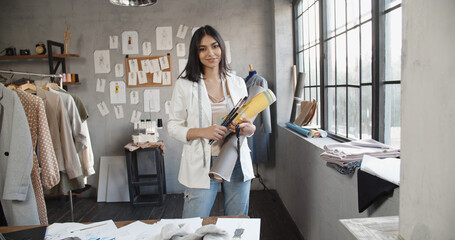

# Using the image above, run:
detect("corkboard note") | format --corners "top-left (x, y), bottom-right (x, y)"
top-left (125, 54), bottom-right (172, 88)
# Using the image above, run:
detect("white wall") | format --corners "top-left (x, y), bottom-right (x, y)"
top-left (400, 0), bottom-right (455, 239)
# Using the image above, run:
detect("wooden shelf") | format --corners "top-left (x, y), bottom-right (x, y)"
top-left (62, 82), bottom-right (81, 86)
top-left (0, 53), bottom-right (80, 60)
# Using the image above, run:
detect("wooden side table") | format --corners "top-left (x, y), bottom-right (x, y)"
top-left (124, 143), bottom-right (166, 206)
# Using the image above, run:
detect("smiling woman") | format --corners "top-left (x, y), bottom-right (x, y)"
top-left (168, 25), bottom-right (256, 218)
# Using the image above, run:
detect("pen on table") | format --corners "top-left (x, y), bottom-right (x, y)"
top-left (70, 222), bottom-right (108, 233)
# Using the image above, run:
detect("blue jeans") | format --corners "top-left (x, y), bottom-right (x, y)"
top-left (182, 156), bottom-right (251, 218)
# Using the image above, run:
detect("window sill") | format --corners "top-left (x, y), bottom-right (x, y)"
top-left (278, 123), bottom-right (339, 150)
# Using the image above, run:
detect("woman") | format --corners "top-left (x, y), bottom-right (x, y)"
top-left (168, 25), bottom-right (256, 218)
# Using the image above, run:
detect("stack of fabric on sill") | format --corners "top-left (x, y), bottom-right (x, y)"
top-left (320, 139), bottom-right (401, 213)
top-left (320, 139), bottom-right (400, 167)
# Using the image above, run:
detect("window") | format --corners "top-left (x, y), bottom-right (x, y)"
top-left (293, 0), bottom-right (401, 148)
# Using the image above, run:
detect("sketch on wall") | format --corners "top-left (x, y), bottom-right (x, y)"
top-left (122, 31), bottom-right (139, 54)
top-left (94, 50), bottom-right (111, 73)
top-left (156, 27), bottom-right (173, 50)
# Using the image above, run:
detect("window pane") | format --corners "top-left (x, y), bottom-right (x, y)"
top-left (309, 5), bottom-right (315, 46)
top-left (336, 87), bottom-right (347, 137)
top-left (303, 0), bottom-right (309, 11)
top-left (310, 46), bottom-right (316, 85)
top-left (336, 34), bottom-right (346, 85)
top-left (327, 39), bottom-right (335, 85)
top-left (335, 0), bottom-right (346, 34)
top-left (361, 85), bottom-right (372, 139)
top-left (385, 8), bottom-right (402, 82)
top-left (297, 0), bottom-right (303, 15)
top-left (348, 87), bottom-right (360, 139)
top-left (385, 0), bottom-right (401, 11)
top-left (347, 28), bottom-right (360, 85)
top-left (311, 87), bottom-right (317, 102)
top-left (298, 52), bottom-right (304, 73)
top-left (361, 22), bottom-right (372, 83)
top-left (326, 0), bottom-right (336, 38)
top-left (327, 87), bottom-right (336, 133)
top-left (297, 15), bottom-right (303, 51)
top-left (346, 0), bottom-right (359, 29)
top-left (360, 0), bottom-right (371, 22)
top-left (384, 84), bottom-right (401, 148)
top-left (316, 44), bottom-right (320, 84)
top-left (315, 1), bottom-right (320, 43)
top-left (304, 50), bottom-right (310, 86)
top-left (303, 11), bottom-right (309, 49)
top-left (304, 87), bottom-right (310, 101)
top-left (315, 86), bottom-right (320, 126)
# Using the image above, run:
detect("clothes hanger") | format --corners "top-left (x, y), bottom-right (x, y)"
top-left (6, 84), bottom-right (18, 90)
top-left (19, 80), bottom-right (37, 92)
top-left (46, 82), bottom-right (62, 91)
top-left (40, 85), bottom-right (49, 91)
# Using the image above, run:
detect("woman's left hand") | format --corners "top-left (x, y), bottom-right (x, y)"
top-left (229, 117), bottom-right (256, 136)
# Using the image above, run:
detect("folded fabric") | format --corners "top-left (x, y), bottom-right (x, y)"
top-left (357, 169), bottom-right (398, 213)
top-left (326, 161), bottom-right (361, 175)
top-left (361, 155), bottom-right (401, 185)
top-left (320, 139), bottom-right (400, 166)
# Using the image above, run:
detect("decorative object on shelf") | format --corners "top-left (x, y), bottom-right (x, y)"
top-left (64, 26), bottom-right (72, 54)
top-left (5, 47), bottom-right (16, 56)
top-left (110, 0), bottom-right (157, 7)
top-left (35, 42), bottom-right (46, 55)
top-left (19, 49), bottom-right (30, 55)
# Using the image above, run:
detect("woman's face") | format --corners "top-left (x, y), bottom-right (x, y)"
top-left (198, 34), bottom-right (222, 70)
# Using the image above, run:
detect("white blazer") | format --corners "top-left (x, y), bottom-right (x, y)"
top-left (168, 73), bottom-right (255, 189)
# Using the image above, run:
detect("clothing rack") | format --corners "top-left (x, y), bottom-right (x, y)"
top-left (0, 69), bottom-right (63, 79)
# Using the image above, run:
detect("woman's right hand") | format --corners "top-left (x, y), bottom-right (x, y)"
top-left (202, 125), bottom-right (228, 141)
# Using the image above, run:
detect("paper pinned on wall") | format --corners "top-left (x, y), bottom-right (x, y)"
top-left (179, 58), bottom-right (188, 75)
top-left (115, 64), bottom-right (124, 77)
top-left (130, 110), bottom-right (142, 123)
top-left (128, 59), bottom-right (139, 72)
top-left (138, 71), bottom-right (147, 84)
top-left (94, 50), bottom-right (111, 73)
top-left (97, 101), bottom-right (110, 116)
top-left (176, 43), bottom-right (185, 57)
top-left (153, 71), bottom-right (162, 84)
top-left (156, 26), bottom-right (173, 50)
top-left (109, 35), bottom-right (119, 49)
top-left (192, 27), bottom-right (199, 35)
top-left (122, 31), bottom-right (139, 54)
top-left (176, 24), bottom-right (188, 39)
top-left (165, 100), bottom-right (171, 114)
top-left (130, 91), bottom-right (139, 105)
top-left (96, 78), bottom-right (106, 93)
top-left (225, 41), bottom-right (232, 64)
top-left (128, 72), bottom-right (137, 86)
top-left (144, 89), bottom-right (160, 112)
top-left (162, 72), bottom-right (171, 85)
top-left (150, 59), bottom-right (161, 73)
top-left (159, 56), bottom-right (170, 70)
top-left (140, 60), bottom-right (149, 73)
top-left (114, 105), bottom-right (124, 119)
top-left (142, 41), bottom-right (152, 56)
top-left (110, 81), bottom-right (126, 104)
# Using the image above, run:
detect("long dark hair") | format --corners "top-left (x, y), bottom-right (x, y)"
top-left (178, 25), bottom-right (230, 82)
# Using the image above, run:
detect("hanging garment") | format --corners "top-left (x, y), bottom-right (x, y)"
top-left (36, 87), bottom-right (83, 179)
top-left (15, 88), bottom-right (60, 225)
top-left (0, 83), bottom-right (40, 226)
top-left (245, 73), bottom-right (272, 164)
top-left (50, 88), bottom-right (87, 153)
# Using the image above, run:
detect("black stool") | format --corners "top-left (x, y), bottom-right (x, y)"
top-left (124, 146), bottom-right (166, 206)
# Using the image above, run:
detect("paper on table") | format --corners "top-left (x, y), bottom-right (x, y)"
top-left (216, 218), bottom-right (261, 240)
top-left (45, 220), bottom-right (118, 240)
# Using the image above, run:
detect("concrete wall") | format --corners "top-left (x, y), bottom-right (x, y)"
top-left (0, 0), bottom-right (275, 193)
top-left (400, 0), bottom-right (455, 239)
